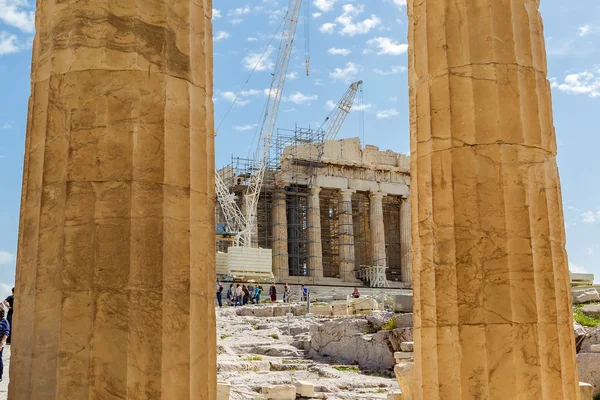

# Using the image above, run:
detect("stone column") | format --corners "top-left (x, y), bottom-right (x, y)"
top-left (408, 0), bottom-right (579, 399)
top-left (338, 189), bottom-right (356, 282)
top-left (307, 186), bottom-right (323, 279)
top-left (272, 191), bottom-right (289, 280)
top-left (10, 3), bottom-right (216, 399)
top-left (369, 192), bottom-right (387, 267)
top-left (400, 197), bottom-right (412, 284)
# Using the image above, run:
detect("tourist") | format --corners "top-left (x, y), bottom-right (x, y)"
top-left (269, 283), bottom-right (277, 303)
top-left (257, 286), bottom-right (263, 303)
top-left (3, 288), bottom-right (13, 345)
top-left (301, 285), bottom-right (309, 302)
top-left (227, 284), bottom-right (234, 306)
top-left (352, 287), bottom-right (360, 298)
top-left (248, 283), bottom-right (254, 297)
top-left (216, 281), bottom-right (224, 307)
top-left (235, 284), bottom-right (243, 307)
top-left (283, 283), bottom-right (290, 303)
top-left (0, 308), bottom-right (9, 382)
top-left (253, 286), bottom-right (261, 304)
top-left (242, 285), bottom-right (250, 305)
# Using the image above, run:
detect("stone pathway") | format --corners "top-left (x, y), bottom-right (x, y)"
top-left (0, 346), bottom-right (10, 400)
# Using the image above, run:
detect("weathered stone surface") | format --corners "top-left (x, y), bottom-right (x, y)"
top-left (581, 304), bottom-right (600, 319)
top-left (10, 1), bottom-right (216, 399)
top-left (391, 294), bottom-right (412, 313)
top-left (400, 342), bottom-right (414, 352)
top-left (408, 0), bottom-right (579, 397)
top-left (577, 353), bottom-right (600, 395)
top-left (388, 328), bottom-right (413, 352)
top-left (572, 287), bottom-right (600, 304)
top-left (218, 382), bottom-right (231, 400)
top-left (331, 301), bottom-right (349, 316)
top-left (367, 312), bottom-right (395, 331)
top-left (387, 392), bottom-right (404, 400)
top-left (590, 344), bottom-right (600, 352)
top-left (311, 304), bottom-right (333, 316)
top-left (236, 306), bottom-right (275, 318)
top-left (293, 379), bottom-right (316, 398)
top-left (400, 198), bottom-right (412, 284)
top-left (395, 313), bottom-right (413, 329)
top-left (580, 382), bottom-right (593, 400)
top-left (394, 362), bottom-right (414, 400)
top-left (394, 352), bottom-right (414, 363)
top-left (262, 384), bottom-right (297, 400)
top-left (581, 325), bottom-right (600, 353)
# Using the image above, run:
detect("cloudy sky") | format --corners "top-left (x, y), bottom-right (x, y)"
top-left (0, 0), bottom-right (599, 292)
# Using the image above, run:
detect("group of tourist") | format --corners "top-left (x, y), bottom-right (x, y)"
top-left (216, 282), bottom-right (311, 307)
top-left (0, 288), bottom-right (14, 382)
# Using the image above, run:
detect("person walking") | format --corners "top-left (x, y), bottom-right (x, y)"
top-left (283, 283), bottom-right (290, 303)
top-left (0, 308), bottom-right (9, 382)
top-left (242, 285), bottom-right (250, 305)
top-left (269, 283), bottom-right (277, 303)
top-left (301, 285), bottom-right (309, 302)
top-left (235, 284), bottom-right (243, 307)
top-left (253, 286), bottom-right (260, 304)
top-left (226, 284), bottom-right (234, 306)
top-left (3, 288), bottom-right (13, 345)
top-left (216, 281), bottom-right (224, 307)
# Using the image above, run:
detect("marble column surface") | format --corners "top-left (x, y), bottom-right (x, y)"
top-left (10, 2), bottom-right (216, 399)
top-left (369, 192), bottom-right (387, 267)
top-left (339, 189), bottom-right (357, 282)
top-left (272, 191), bottom-right (289, 280)
top-left (307, 186), bottom-right (323, 279)
top-left (400, 198), bottom-right (412, 284)
top-left (408, 0), bottom-right (579, 398)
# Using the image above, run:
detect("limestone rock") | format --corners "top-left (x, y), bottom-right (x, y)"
top-left (218, 382), bottom-right (231, 400)
top-left (331, 301), bottom-right (348, 316)
top-left (572, 287), bottom-right (600, 304)
top-left (293, 379), bottom-right (316, 398)
top-left (574, 322), bottom-right (588, 342)
top-left (387, 392), bottom-right (404, 400)
top-left (395, 313), bottom-right (413, 329)
top-left (394, 362), bottom-right (414, 400)
top-left (236, 306), bottom-right (274, 318)
top-left (577, 353), bottom-right (600, 395)
top-left (581, 325), bottom-right (600, 353)
top-left (591, 344), bottom-right (600, 352)
top-left (388, 328), bottom-right (413, 352)
top-left (580, 382), bottom-right (593, 400)
top-left (394, 352), bottom-right (414, 363)
top-left (400, 342), bottom-right (414, 352)
top-left (581, 304), bottom-right (600, 319)
top-left (262, 384), bottom-right (297, 400)
top-left (311, 304), bottom-right (333, 316)
top-left (367, 312), bottom-right (395, 331)
top-left (391, 294), bottom-right (413, 313)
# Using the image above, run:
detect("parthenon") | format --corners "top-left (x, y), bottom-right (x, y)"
top-left (216, 130), bottom-right (412, 287)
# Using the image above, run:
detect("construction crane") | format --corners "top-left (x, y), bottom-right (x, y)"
top-left (215, 0), bottom-right (304, 248)
top-left (318, 80), bottom-right (363, 142)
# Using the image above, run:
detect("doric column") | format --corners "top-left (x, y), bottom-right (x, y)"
top-left (408, 0), bottom-right (579, 399)
top-left (369, 192), bottom-right (387, 267)
top-left (400, 197), bottom-right (412, 284)
top-left (338, 189), bottom-right (356, 282)
top-left (272, 191), bottom-right (289, 280)
top-left (307, 186), bottom-right (323, 279)
top-left (10, 3), bottom-right (216, 399)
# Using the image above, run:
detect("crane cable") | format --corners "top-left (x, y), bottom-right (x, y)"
top-left (359, 85), bottom-right (365, 144)
top-left (304, 0), bottom-right (310, 76)
top-left (214, 16), bottom-right (286, 137)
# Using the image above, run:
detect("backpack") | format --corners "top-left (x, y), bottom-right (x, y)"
top-left (219, 285), bottom-right (224, 293)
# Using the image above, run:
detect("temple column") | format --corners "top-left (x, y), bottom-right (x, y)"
top-left (9, 2), bottom-right (216, 399)
top-left (272, 191), bottom-right (289, 281)
top-left (338, 189), bottom-right (357, 282)
top-left (307, 186), bottom-right (323, 279)
top-left (408, 0), bottom-right (579, 398)
top-left (400, 197), bottom-right (412, 284)
top-left (369, 192), bottom-right (387, 267)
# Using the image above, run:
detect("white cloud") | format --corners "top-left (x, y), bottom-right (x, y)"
top-left (328, 47), bottom-right (352, 56)
top-left (231, 18), bottom-right (243, 25)
top-left (320, 23), bottom-right (336, 34)
top-left (581, 210), bottom-right (600, 223)
top-left (367, 37), bottom-right (408, 55)
top-left (234, 124), bottom-right (258, 132)
top-left (329, 62), bottom-right (360, 83)
top-left (0, 32), bottom-right (19, 55)
top-left (578, 25), bottom-right (591, 37)
top-left (285, 92), bottom-right (318, 104)
top-left (314, 0), bottom-right (338, 12)
top-left (313, 12), bottom-right (323, 18)
top-left (214, 31), bottom-right (230, 42)
top-left (228, 6), bottom-right (251, 16)
top-left (219, 88), bottom-right (264, 107)
top-left (550, 67), bottom-right (600, 98)
top-left (336, 4), bottom-right (381, 37)
top-left (0, 0), bottom-right (35, 33)
top-left (353, 103), bottom-right (372, 112)
top-left (2, 122), bottom-right (13, 129)
top-left (248, 37), bottom-right (258, 42)
top-left (389, 96), bottom-right (398, 102)
top-left (287, 71), bottom-right (299, 80)
top-left (283, 108), bottom-right (297, 113)
top-left (0, 283), bottom-right (11, 302)
top-left (0, 251), bottom-right (15, 265)
top-left (213, 9), bottom-right (222, 19)
top-left (242, 46), bottom-right (275, 71)
top-left (326, 100), bottom-right (336, 110)
top-left (569, 261), bottom-right (589, 274)
top-left (374, 65), bottom-right (407, 75)
top-left (376, 108), bottom-right (399, 119)
top-left (390, 0), bottom-right (407, 8)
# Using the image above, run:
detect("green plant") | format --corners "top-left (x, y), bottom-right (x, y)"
top-left (245, 355), bottom-right (263, 361)
top-left (333, 366), bottom-right (360, 372)
top-left (251, 324), bottom-right (259, 330)
top-left (574, 306), bottom-right (600, 328)
top-left (382, 317), bottom-right (397, 331)
top-left (220, 334), bottom-right (232, 340)
top-left (376, 389), bottom-right (387, 394)
top-left (271, 333), bottom-right (279, 340)
top-left (593, 393), bottom-right (600, 400)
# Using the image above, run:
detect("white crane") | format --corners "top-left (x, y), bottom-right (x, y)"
top-left (319, 80), bottom-right (363, 142)
top-left (216, 0), bottom-right (304, 248)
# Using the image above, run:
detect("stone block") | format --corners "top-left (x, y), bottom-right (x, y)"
top-left (378, 182), bottom-right (409, 196)
top-left (348, 178), bottom-right (379, 192)
top-left (577, 353), bottom-right (600, 395)
top-left (580, 382), bottom-right (593, 400)
top-left (236, 306), bottom-right (274, 318)
top-left (392, 294), bottom-right (413, 313)
top-left (400, 342), bottom-right (414, 352)
top-left (217, 382), bottom-right (231, 400)
top-left (293, 379), bottom-right (315, 398)
top-left (262, 385), bottom-right (297, 400)
top-left (394, 362), bottom-right (414, 400)
top-left (581, 325), bottom-right (600, 353)
top-left (292, 304), bottom-right (307, 316)
top-left (394, 352), bottom-right (414, 363)
top-left (572, 287), bottom-right (600, 304)
top-left (387, 392), bottom-right (404, 400)
top-left (395, 313), bottom-right (413, 328)
top-left (273, 305), bottom-right (292, 317)
top-left (310, 304), bottom-right (332, 316)
top-left (331, 301), bottom-right (348, 316)
top-left (581, 304), bottom-right (600, 319)
top-left (351, 297), bottom-right (375, 311)
top-left (591, 344), bottom-right (600, 352)
top-left (313, 175), bottom-right (348, 190)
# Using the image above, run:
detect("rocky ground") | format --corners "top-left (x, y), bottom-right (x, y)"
top-left (217, 306), bottom-right (403, 399)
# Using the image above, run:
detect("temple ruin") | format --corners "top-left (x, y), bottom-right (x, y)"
top-left (216, 130), bottom-right (412, 287)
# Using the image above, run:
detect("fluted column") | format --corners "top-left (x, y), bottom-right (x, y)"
top-left (10, 3), bottom-right (216, 399)
top-left (272, 191), bottom-right (289, 280)
top-left (408, 0), bottom-right (578, 399)
top-left (369, 192), bottom-right (387, 267)
top-left (338, 189), bottom-right (357, 282)
top-left (307, 186), bottom-right (323, 279)
top-left (400, 197), bottom-right (412, 284)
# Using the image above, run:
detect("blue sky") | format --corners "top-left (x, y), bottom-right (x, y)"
top-left (0, 0), bottom-right (599, 294)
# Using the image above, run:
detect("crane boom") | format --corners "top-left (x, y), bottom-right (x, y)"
top-left (215, 172), bottom-right (248, 246)
top-left (240, 0), bottom-right (304, 246)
